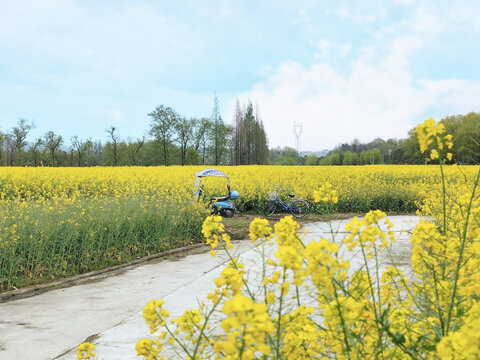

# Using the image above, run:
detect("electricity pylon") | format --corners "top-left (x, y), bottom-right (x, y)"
top-left (293, 121), bottom-right (303, 154)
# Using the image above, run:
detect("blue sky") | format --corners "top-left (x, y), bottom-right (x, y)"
top-left (1, 0), bottom-right (480, 151)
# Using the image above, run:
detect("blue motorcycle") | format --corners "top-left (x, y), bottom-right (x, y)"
top-left (194, 168), bottom-right (239, 218)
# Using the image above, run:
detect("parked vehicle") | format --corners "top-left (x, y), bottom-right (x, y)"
top-left (194, 168), bottom-right (239, 218)
top-left (264, 185), bottom-right (309, 218)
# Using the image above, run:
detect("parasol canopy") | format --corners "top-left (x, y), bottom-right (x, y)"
top-left (194, 168), bottom-right (228, 178)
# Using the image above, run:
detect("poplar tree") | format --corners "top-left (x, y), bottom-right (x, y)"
top-left (209, 94), bottom-right (229, 165)
top-left (232, 100), bottom-right (269, 165)
top-left (233, 100), bottom-right (244, 165)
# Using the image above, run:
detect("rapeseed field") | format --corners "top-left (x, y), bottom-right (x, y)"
top-left (0, 163), bottom-right (477, 292)
top-left (80, 119), bottom-right (480, 359)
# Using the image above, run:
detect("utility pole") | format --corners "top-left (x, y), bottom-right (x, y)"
top-left (293, 121), bottom-right (303, 155)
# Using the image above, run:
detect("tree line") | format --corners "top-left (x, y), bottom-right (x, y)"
top-left (0, 96), bottom-right (269, 167)
top-left (2, 109), bottom-right (479, 167)
top-left (269, 112), bottom-right (480, 165)
top-left (269, 112), bottom-right (480, 166)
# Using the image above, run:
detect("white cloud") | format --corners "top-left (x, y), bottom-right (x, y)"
top-left (314, 39), bottom-right (351, 60)
top-left (219, 8), bottom-right (232, 18)
top-left (230, 37), bottom-right (480, 151)
top-left (103, 109), bottom-right (122, 123)
top-left (394, 0), bottom-right (415, 5)
top-left (389, 1), bottom-right (480, 38)
top-left (336, 5), bottom-right (378, 23)
top-left (315, 39), bottom-right (331, 59)
top-left (0, 0), bottom-right (200, 80)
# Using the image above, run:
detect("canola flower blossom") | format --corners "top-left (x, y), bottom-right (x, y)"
top-left (1, 155), bottom-right (476, 292)
top-left (313, 182), bottom-right (338, 204)
top-left (0, 167), bottom-right (210, 291)
top-left (0, 117), bottom-right (475, 357)
top-left (135, 208), bottom-right (417, 359)
top-left (437, 302), bottom-right (480, 358)
top-left (415, 117), bottom-right (453, 161)
top-left (123, 118), bottom-right (480, 359)
top-left (76, 342), bottom-right (95, 360)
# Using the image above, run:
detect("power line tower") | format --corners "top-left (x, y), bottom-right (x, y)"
top-left (293, 121), bottom-right (303, 154)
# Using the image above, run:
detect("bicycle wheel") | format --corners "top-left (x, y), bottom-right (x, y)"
top-left (289, 199), bottom-right (309, 218)
top-left (264, 200), bottom-right (276, 216)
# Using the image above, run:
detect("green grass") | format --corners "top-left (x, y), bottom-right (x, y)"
top-left (0, 196), bottom-right (206, 292)
top-left (0, 188), bottom-right (420, 292)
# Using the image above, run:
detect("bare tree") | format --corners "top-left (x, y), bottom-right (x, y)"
top-left (43, 131), bottom-right (63, 166)
top-left (0, 132), bottom-right (4, 166)
top-left (71, 135), bottom-right (91, 167)
top-left (106, 126), bottom-right (120, 166)
top-left (128, 135), bottom-right (146, 165)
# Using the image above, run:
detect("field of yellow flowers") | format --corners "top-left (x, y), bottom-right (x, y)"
top-left (0, 164), bottom-right (477, 292)
top-left (119, 119), bottom-right (480, 359)
top-left (2, 164), bottom-right (475, 208)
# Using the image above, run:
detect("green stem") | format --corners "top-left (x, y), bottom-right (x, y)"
top-left (224, 245), bottom-right (256, 301)
top-left (216, 230), bottom-right (256, 301)
top-left (445, 167), bottom-right (480, 334)
top-left (359, 241), bottom-right (386, 358)
top-left (238, 327), bottom-right (247, 359)
top-left (191, 295), bottom-right (223, 359)
top-left (332, 280), bottom-right (351, 358)
top-left (262, 240), bottom-right (267, 300)
top-left (359, 243), bottom-right (379, 320)
top-left (373, 244), bottom-right (382, 313)
top-left (295, 285), bottom-right (301, 307)
top-left (275, 270), bottom-right (287, 358)
top-left (162, 320), bottom-right (193, 359)
top-left (431, 266), bottom-right (446, 335)
top-left (439, 161), bottom-right (447, 236)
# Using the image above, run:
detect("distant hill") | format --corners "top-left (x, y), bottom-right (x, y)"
top-left (300, 150), bottom-right (329, 158)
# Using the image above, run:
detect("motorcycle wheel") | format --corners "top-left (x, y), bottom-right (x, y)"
top-left (221, 209), bottom-right (234, 218)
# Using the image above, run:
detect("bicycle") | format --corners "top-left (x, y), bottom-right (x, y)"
top-left (264, 185), bottom-right (309, 218)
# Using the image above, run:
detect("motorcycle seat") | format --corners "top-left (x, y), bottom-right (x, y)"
top-left (211, 196), bottom-right (229, 202)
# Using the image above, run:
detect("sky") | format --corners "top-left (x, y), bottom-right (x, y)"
top-left (1, 0), bottom-right (480, 151)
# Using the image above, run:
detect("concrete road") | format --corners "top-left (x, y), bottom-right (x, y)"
top-left (0, 215), bottom-right (421, 360)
